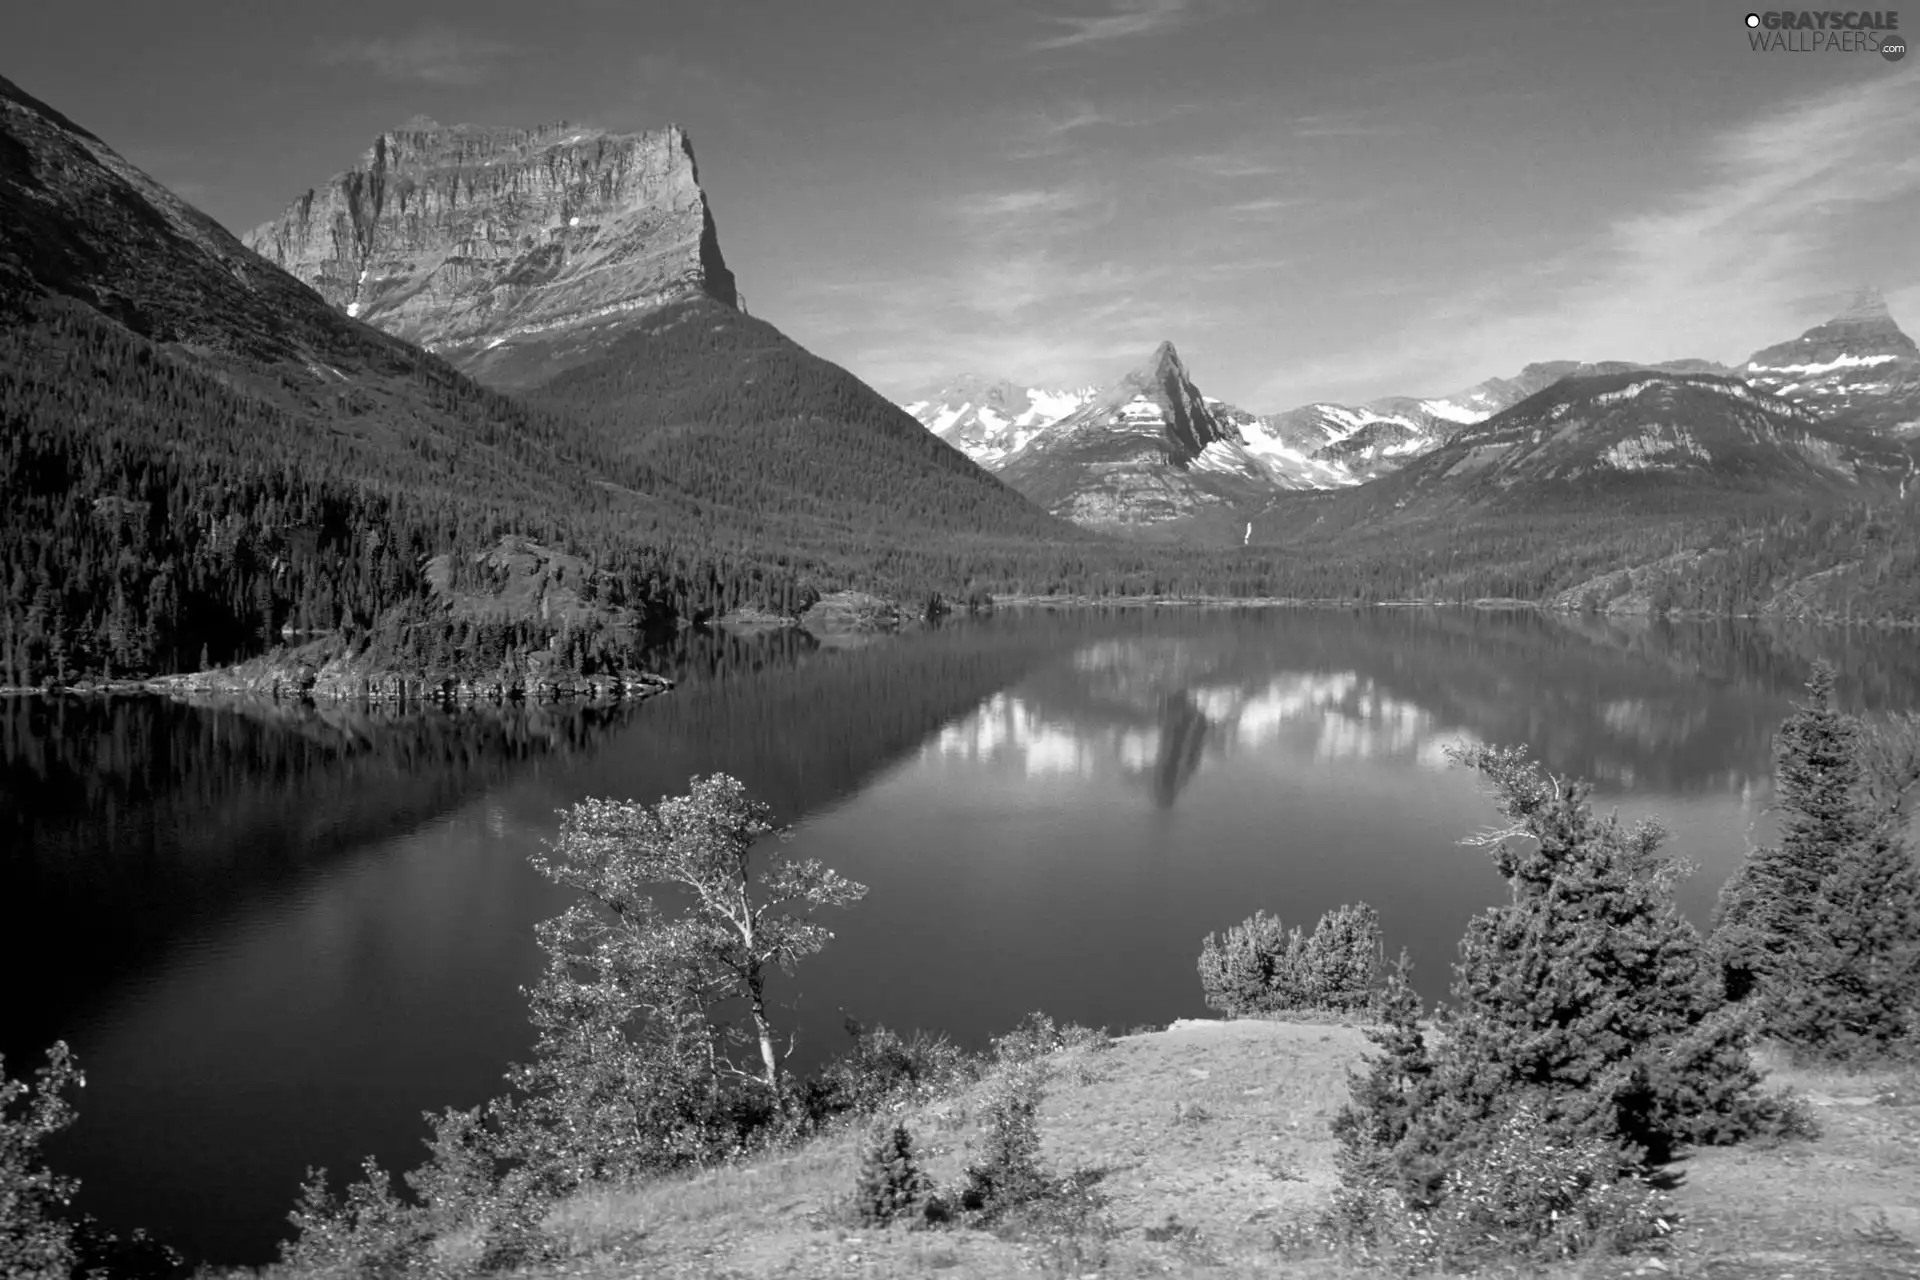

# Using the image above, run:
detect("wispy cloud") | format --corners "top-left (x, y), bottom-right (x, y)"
top-left (1221, 195), bottom-right (1307, 221)
top-left (1253, 76), bottom-right (1920, 407)
top-left (315, 26), bottom-right (509, 86)
top-left (783, 172), bottom-right (1220, 393)
top-left (946, 180), bottom-right (1122, 316)
top-left (1009, 99), bottom-right (1202, 158)
top-left (1287, 109), bottom-right (1405, 139)
top-left (1179, 150), bottom-right (1291, 181)
top-left (1028, 0), bottom-right (1200, 51)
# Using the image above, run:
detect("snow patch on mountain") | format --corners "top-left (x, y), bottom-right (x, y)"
top-left (1748, 352), bottom-right (1899, 376)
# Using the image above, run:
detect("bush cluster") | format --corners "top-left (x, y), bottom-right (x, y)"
top-left (799, 1019), bottom-right (980, 1124)
top-left (1329, 1100), bottom-right (1675, 1271)
top-left (844, 1012), bottom-right (1116, 1236)
top-left (1197, 901), bottom-right (1384, 1016)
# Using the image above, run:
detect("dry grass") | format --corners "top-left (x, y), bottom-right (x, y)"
top-left (518, 1024), bottom-right (1920, 1279)
top-left (1652, 1046), bottom-right (1920, 1279)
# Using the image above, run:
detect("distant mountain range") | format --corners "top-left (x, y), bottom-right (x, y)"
top-left (902, 291), bottom-right (1918, 535)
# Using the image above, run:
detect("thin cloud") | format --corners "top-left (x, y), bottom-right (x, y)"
top-left (798, 181), bottom-right (1206, 393)
top-left (959, 187), bottom-right (1097, 221)
top-left (1028, 0), bottom-right (1199, 51)
top-left (1009, 100), bottom-right (1203, 157)
top-left (1288, 110), bottom-right (1405, 139)
top-left (1253, 76), bottom-right (1920, 408)
top-left (1221, 195), bottom-right (1307, 221)
top-left (316, 27), bottom-right (510, 86)
top-left (1180, 151), bottom-right (1291, 180)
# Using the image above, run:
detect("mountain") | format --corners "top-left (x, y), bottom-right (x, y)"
top-left (0, 72), bottom-right (767, 686)
top-left (243, 118), bottom-right (737, 391)
top-left (919, 352), bottom-right (1745, 515)
top-left (992, 342), bottom-right (1353, 536)
top-left (1305, 368), bottom-right (1906, 524)
top-left (901, 375), bottom-right (1097, 466)
top-left (522, 296), bottom-right (1085, 548)
top-left (1742, 287), bottom-right (1920, 436)
top-left (1260, 359), bottom-right (1737, 480)
top-left (0, 75), bottom-right (1093, 690)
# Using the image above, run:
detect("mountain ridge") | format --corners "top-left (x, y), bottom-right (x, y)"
top-left (902, 287), bottom-right (1914, 530)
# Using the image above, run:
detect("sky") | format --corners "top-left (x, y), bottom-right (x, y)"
top-left (8, 0), bottom-right (1919, 409)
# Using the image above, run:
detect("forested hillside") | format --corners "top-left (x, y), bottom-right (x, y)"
top-left (527, 298), bottom-right (1080, 543)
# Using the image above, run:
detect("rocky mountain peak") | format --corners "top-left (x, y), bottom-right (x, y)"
top-left (1742, 285), bottom-right (1919, 435)
top-left (244, 116), bottom-right (737, 389)
top-left (1836, 285), bottom-right (1891, 324)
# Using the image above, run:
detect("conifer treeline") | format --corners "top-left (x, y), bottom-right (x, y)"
top-left (7, 299), bottom-right (1919, 689)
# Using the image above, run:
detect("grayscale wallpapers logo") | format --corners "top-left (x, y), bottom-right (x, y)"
top-left (1744, 10), bottom-right (1906, 57)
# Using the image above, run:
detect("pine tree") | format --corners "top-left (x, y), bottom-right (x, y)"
top-left (959, 1061), bottom-right (1050, 1216)
top-left (1432, 744), bottom-right (1762, 1164)
top-left (1718, 670), bottom-right (1920, 1057)
top-left (852, 1120), bottom-right (932, 1227)
top-left (1331, 951), bottom-right (1441, 1199)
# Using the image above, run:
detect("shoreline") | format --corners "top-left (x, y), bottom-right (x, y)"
top-left (985, 593), bottom-right (1920, 627)
top-left (7, 596), bottom-right (1916, 702)
top-left (0, 670), bottom-right (677, 705)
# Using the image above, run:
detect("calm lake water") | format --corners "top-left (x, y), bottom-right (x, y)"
top-left (6, 607), bottom-right (1920, 1265)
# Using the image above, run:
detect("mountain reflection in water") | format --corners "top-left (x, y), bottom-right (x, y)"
top-left (7, 608), bottom-right (1920, 1267)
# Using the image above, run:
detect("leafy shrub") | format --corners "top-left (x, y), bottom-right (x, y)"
top-left (281, 1159), bottom-right (431, 1279)
top-left (852, 1120), bottom-right (933, 1227)
top-left (279, 1106), bottom-right (559, 1278)
top-left (1, 1043), bottom-right (187, 1280)
top-left (1197, 902), bottom-right (1383, 1016)
top-left (1, 1043), bottom-right (81, 1280)
top-left (800, 1019), bottom-right (979, 1124)
top-left (990, 1012), bottom-right (1109, 1065)
top-left (1328, 1101), bottom-right (1675, 1272)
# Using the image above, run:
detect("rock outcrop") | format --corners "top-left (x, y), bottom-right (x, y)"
top-left (244, 118), bottom-right (738, 389)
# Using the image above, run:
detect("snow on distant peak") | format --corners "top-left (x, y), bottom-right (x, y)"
top-left (1419, 397), bottom-right (1493, 424)
top-left (902, 380), bottom-right (1100, 468)
top-left (1746, 353), bottom-right (1899, 376)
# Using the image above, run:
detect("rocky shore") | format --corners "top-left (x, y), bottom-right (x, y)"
top-left (5, 644), bottom-right (675, 707)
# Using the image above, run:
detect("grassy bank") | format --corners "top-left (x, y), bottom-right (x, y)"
top-left (480, 1021), bottom-right (1918, 1280)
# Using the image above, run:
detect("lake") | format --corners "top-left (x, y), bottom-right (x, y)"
top-left (5, 607), bottom-right (1919, 1265)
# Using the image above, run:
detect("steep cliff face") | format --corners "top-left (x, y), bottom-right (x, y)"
top-left (244, 118), bottom-right (738, 389)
